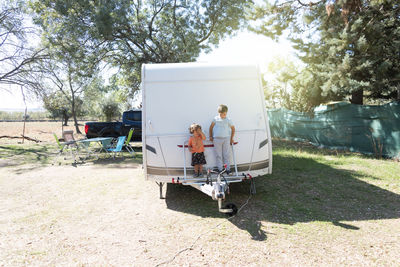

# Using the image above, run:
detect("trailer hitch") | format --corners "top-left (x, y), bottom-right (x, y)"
top-left (210, 166), bottom-right (239, 216)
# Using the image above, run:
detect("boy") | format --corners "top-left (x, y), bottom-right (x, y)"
top-left (209, 104), bottom-right (235, 174)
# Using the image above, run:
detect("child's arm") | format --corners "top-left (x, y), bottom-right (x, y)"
top-left (209, 122), bottom-right (215, 141)
top-left (198, 129), bottom-right (206, 140)
top-left (188, 138), bottom-right (193, 152)
top-left (230, 125), bottom-right (235, 145)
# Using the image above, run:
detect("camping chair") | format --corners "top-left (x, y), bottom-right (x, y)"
top-left (53, 133), bottom-right (78, 164)
top-left (62, 130), bottom-right (76, 144)
top-left (123, 128), bottom-right (136, 157)
top-left (106, 136), bottom-right (126, 159)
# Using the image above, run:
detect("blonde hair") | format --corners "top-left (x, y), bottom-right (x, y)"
top-left (218, 104), bottom-right (228, 113)
top-left (189, 123), bottom-right (201, 134)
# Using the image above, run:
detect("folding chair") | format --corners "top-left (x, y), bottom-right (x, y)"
top-left (53, 133), bottom-right (78, 164)
top-left (62, 130), bottom-right (76, 143)
top-left (123, 128), bottom-right (136, 157)
top-left (106, 136), bottom-right (126, 159)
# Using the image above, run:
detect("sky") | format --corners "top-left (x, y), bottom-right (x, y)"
top-left (197, 30), bottom-right (295, 68)
top-left (0, 30), bottom-right (296, 110)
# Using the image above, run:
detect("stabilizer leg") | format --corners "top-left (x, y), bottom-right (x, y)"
top-left (157, 182), bottom-right (165, 199)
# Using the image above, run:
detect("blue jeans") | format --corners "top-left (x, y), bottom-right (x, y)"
top-left (213, 137), bottom-right (230, 171)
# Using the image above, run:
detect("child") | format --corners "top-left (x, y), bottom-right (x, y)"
top-left (188, 123), bottom-right (207, 177)
top-left (209, 104), bottom-right (235, 174)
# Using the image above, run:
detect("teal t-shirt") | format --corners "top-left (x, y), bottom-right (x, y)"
top-left (212, 115), bottom-right (233, 138)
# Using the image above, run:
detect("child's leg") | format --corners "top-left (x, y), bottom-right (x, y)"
top-left (213, 138), bottom-right (223, 171)
top-left (222, 137), bottom-right (231, 171)
top-left (194, 165), bottom-right (199, 174)
top-left (197, 165), bottom-right (204, 177)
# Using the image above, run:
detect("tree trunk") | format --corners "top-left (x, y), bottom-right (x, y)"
top-left (350, 89), bottom-right (363, 105)
top-left (71, 98), bottom-right (82, 134)
top-left (21, 86), bottom-right (27, 144)
top-left (68, 70), bottom-right (82, 134)
top-left (63, 112), bottom-right (69, 126)
top-left (73, 113), bottom-right (81, 134)
top-left (71, 99), bottom-right (81, 134)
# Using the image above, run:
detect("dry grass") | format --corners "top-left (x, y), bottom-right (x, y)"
top-left (0, 121), bottom-right (86, 144)
top-left (0, 123), bottom-right (400, 266)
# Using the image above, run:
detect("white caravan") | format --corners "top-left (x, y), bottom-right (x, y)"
top-left (141, 63), bottom-right (272, 215)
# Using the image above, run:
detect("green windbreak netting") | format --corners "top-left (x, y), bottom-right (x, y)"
top-left (267, 102), bottom-right (400, 158)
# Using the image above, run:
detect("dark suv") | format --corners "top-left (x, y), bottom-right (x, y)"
top-left (85, 109), bottom-right (142, 141)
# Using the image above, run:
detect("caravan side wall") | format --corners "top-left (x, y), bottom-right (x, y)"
top-left (142, 63), bottom-right (272, 182)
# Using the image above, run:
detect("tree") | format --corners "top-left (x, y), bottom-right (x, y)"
top-left (36, 50), bottom-right (100, 133)
top-left (263, 57), bottom-right (299, 110)
top-left (263, 56), bottom-right (327, 112)
top-left (251, 0), bottom-right (400, 105)
top-left (0, 0), bottom-right (45, 89)
top-left (30, 0), bottom-right (253, 96)
top-left (29, 0), bottom-right (107, 134)
top-left (81, 75), bottom-right (109, 118)
top-left (43, 91), bottom-right (84, 125)
top-left (100, 97), bottom-right (121, 122)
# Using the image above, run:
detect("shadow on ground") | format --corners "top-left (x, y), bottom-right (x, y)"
top-left (0, 144), bottom-right (142, 171)
top-left (0, 145), bottom-right (51, 168)
top-left (165, 153), bottom-right (400, 241)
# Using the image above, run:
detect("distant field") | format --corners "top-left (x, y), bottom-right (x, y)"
top-left (0, 121), bottom-right (87, 144)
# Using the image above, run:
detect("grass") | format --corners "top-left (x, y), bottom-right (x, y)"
top-left (251, 139), bottom-right (400, 225)
top-left (165, 138), bottom-right (400, 239)
top-left (0, 144), bottom-right (53, 166)
top-left (0, 143), bottom-right (143, 167)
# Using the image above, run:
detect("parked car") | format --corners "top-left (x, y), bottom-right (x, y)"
top-left (85, 109), bottom-right (142, 141)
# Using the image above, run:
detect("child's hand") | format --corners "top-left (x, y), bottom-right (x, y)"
top-left (230, 138), bottom-right (234, 145)
top-left (210, 136), bottom-right (213, 141)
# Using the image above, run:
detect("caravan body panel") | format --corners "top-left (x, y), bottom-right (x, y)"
top-left (142, 63), bottom-right (272, 182)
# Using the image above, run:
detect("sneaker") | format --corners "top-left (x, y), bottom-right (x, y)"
top-left (198, 173), bottom-right (204, 178)
top-left (193, 172), bottom-right (198, 178)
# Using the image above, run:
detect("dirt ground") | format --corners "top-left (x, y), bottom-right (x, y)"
top-left (0, 121), bottom-right (86, 144)
top-left (1, 122), bottom-right (400, 266)
top-left (2, 162), bottom-right (399, 266)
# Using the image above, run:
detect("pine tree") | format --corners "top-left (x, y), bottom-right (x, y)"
top-left (251, 0), bottom-right (400, 105)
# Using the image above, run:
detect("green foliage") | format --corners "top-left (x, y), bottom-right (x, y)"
top-left (0, 110), bottom-right (49, 121)
top-left (30, 0), bottom-right (252, 95)
top-left (29, 0), bottom-right (111, 132)
top-left (43, 91), bottom-right (84, 123)
top-left (81, 75), bottom-right (109, 117)
top-left (100, 97), bottom-right (121, 122)
top-left (252, 0), bottom-right (400, 106)
top-left (264, 57), bottom-right (326, 112)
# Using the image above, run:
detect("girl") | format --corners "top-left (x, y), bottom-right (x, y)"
top-left (188, 123), bottom-right (207, 177)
